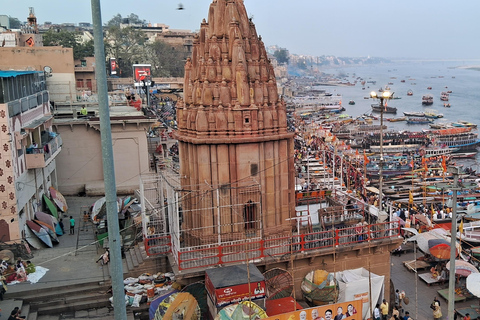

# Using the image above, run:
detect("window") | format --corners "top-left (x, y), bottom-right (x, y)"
top-left (81, 60), bottom-right (87, 67)
top-left (243, 200), bottom-right (256, 230)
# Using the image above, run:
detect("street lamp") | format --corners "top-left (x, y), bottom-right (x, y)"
top-left (370, 90), bottom-right (393, 214)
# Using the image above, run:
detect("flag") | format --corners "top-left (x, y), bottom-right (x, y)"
top-left (459, 219), bottom-right (464, 234)
top-left (355, 149), bottom-right (359, 156)
top-left (409, 191), bottom-right (414, 205)
top-left (442, 156), bottom-right (447, 172)
top-left (363, 151), bottom-right (370, 164)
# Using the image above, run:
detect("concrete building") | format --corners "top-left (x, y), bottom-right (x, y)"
top-left (53, 106), bottom-right (157, 196)
top-left (0, 70), bottom-right (61, 242)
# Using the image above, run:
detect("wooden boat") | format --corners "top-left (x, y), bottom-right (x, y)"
top-left (34, 220), bottom-right (59, 243)
top-left (26, 220), bottom-right (53, 248)
top-left (424, 112), bottom-right (443, 119)
top-left (43, 194), bottom-right (58, 219)
top-left (387, 117), bottom-right (407, 122)
top-left (348, 100), bottom-right (355, 105)
top-left (153, 292), bottom-right (201, 320)
top-left (457, 221), bottom-right (480, 243)
top-left (49, 186), bottom-right (68, 212)
top-left (404, 111), bottom-right (424, 117)
top-left (36, 211), bottom-right (63, 236)
top-left (24, 224), bottom-right (44, 249)
top-left (422, 94), bottom-right (433, 105)
top-left (407, 89), bottom-right (413, 96)
top-left (407, 117), bottom-right (433, 124)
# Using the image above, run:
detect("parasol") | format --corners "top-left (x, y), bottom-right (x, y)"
top-left (392, 216), bottom-right (405, 226)
top-left (366, 186), bottom-right (380, 194)
top-left (428, 238), bottom-right (457, 259)
top-left (446, 260), bottom-right (479, 277)
top-left (263, 268), bottom-right (294, 300)
top-left (466, 273), bottom-right (480, 298)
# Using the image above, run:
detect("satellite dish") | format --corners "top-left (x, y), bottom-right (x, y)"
top-left (177, 3), bottom-right (184, 10)
top-left (44, 66), bottom-right (53, 77)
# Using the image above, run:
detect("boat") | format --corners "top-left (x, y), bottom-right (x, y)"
top-left (451, 152), bottom-right (477, 159)
top-left (35, 211), bottom-right (63, 236)
top-left (429, 123), bottom-right (451, 129)
top-left (440, 92), bottom-right (449, 101)
top-left (371, 104), bottom-right (397, 114)
top-left (423, 146), bottom-right (459, 157)
top-left (457, 221), bottom-right (480, 243)
top-left (444, 103), bottom-right (451, 108)
top-left (348, 100), bottom-right (355, 105)
top-left (26, 220), bottom-right (53, 248)
top-left (403, 111), bottom-right (424, 117)
top-left (424, 112), bottom-right (443, 119)
top-left (427, 87), bottom-right (432, 90)
top-left (43, 194), bottom-right (58, 219)
top-left (49, 186), bottom-right (68, 212)
top-left (422, 94), bottom-right (433, 105)
top-left (34, 220), bottom-right (59, 243)
top-left (406, 117), bottom-right (433, 124)
top-left (430, 127), bottom-right (480, 150)
top-left (455, 121), bottom-right (477, 129)
top-left (24, 224), bottom-right (44, 249)
top-left (387, 117), bottom-right (407, 122)
top-left (406, 89), bottom-right (413, 96)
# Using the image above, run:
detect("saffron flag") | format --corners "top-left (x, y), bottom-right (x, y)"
top-left (459, 219), bottom-right (464, 234)
top-left (409, 191), bottom-right (414, 205)
top-left (363, 151), bottom-right (370, 164)
top-left (442, 156), bottom-right (447, 172)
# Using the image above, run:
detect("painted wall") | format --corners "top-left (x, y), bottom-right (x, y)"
top-left (54, 119), bottom-right (155, 195)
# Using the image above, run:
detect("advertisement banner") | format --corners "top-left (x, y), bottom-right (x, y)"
top-left (264, 300), bottom-right (362, 320)
top-left (110, 58), bottom-right (117, 75)
top-left (207, 280), bottom-right (266, 308)
top-left (133, 64), bottom-right (152, 85)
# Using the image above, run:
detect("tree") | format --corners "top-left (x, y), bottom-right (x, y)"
top-left (106, 13), bottom-right (146, 27)
top-left (8, 17), bottom-right (21, 29)
top-left (273, 49), bottom-right (289, 65)
top-left (104, 25), bottom-right (147, 77)
top-left (43, 29), bottom-right (94, 60)
top-left (145, 40), bottom-right (186, 77)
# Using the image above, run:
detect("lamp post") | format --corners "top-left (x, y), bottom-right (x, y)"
top-left (370, 91), bottom-right (392, 214)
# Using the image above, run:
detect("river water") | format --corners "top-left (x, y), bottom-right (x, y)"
top-left (314, 60), bottom-right (480, 169)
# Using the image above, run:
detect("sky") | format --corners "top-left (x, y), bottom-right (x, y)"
top-left (4, 0), bottom-right (480, 60)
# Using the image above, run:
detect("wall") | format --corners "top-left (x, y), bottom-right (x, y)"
top-left (54, 119), bottom-right (154, 195)
top-left (0, 46), bottom-right (76, 102)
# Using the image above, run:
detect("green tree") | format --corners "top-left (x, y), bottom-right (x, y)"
top-left (106, 13), bottom-right (146, 27)
top-left (273, 49), bottom-right (289, 65)
top-left (104, 25), bottom-right (147, 77)
top-left (8, 17), bottom-right (21, 29)
top-left (145, 40), bottom-right (186, 77)
top-left (43, 29), bottom-right (94, 60)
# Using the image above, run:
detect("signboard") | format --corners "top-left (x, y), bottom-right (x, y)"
top-left (264, 300), bottom-right (362, 320)
top-left (206, 277), bottom-right (266, 307)
top-left (110, 58), bottom-right (117, 75)
top-left (133, 64), bottom-right (151, 86)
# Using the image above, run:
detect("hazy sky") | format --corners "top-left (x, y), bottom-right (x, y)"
top-left (4, 0), bottom-right (480, 60)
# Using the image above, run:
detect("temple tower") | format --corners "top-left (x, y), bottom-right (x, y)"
top-left (175, 0), bottom-right (295, 245)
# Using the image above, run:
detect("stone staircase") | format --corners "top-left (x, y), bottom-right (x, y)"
top-left (3, 243), bottom-right (168, 320)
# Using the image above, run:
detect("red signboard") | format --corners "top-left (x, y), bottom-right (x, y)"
top-left (207, 279), bottom-right (266, 307)
top-left (133, 64), bottom-right (151, 84)
top-left (110, 58), bottom-right (117, 75)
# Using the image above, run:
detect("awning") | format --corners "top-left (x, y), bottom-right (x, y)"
top-left (22, 115), bottom-right (53, 131)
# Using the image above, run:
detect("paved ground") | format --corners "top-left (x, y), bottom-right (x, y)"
top-left (391, 241), bottom-right (480, 320)
top-left (0, 196), bottom-right (111, 319)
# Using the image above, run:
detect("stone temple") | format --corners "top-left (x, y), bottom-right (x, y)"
top-left (175, 0), bottom-right (295, 245)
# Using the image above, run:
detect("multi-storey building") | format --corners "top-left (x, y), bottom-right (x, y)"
top-left (0, 70), bottom-right (61, 242)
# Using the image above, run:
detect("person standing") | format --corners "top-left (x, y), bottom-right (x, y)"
top-left (69, 216), bottom-right (75, 235)
top-left (433, 300), bottom-right (442, 320)
top-left (380, 299), bottom-right (389, 320)
top-left (374, 304), bottom-right (381, 320)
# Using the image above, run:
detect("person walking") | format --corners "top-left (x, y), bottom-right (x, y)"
top-left (380, 299), bottom-right (389, 320)
top-left (69, 216), bottom-right (75, 235)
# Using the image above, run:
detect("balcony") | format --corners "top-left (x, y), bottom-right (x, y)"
top-left (74, 66), bottom-right (95, 73)
top-left (25, 135), bottom-right (63, 169)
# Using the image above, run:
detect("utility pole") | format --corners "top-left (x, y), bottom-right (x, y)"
top-left (91, 1), bottom-right (127, 319)
top-left (438, 166), bottom-right (476, 320)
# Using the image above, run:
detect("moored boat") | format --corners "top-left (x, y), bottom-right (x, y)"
top-left (406, 117), bottom-right (433, 124)
top-left (407, 89), bottom-right (413, 96)
top-left (422, 94), bottom-right (434, 105)
top-left (26, 220), bottom-right (53, 248)
top-left (404, 111), bottom-right (424, 117)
